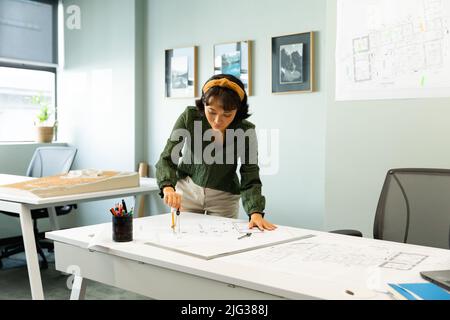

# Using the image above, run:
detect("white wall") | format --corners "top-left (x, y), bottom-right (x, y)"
top-left (58, 0), bottom-right (145, 226)
top-left (145, 0), bottom-right (328, 230)
top-left (325, 1), bottom-right (450, 236)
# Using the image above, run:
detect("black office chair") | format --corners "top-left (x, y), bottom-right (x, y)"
top-left (332, 168), bottom-right (450, 250)
top-left (0, 146), bottom-right (78, 269)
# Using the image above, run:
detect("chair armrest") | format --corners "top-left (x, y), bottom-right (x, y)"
top-left (0, 210), bottom-right (19, 218)
top-left (329, 229), bottom-right (363, 237)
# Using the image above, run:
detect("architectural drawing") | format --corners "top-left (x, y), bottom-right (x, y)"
top-left (138, 213), bottom-right (313, 260)
top-left (227, 237), bottom-right (433, 272)
top-left (336, 0), bottom-right (450, 100)
top-left (379, 252), bottom-right (428, 270)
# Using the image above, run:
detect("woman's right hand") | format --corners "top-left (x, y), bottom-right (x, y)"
top-left (163, 186), bottom-right (182, 209)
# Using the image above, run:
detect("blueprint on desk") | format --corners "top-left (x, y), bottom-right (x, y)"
top-left (139, 213), bottom-right (314, 260)
top-left (220, 235), bottom-right (450, 294)
top-left (86, 213), bottom-right (314, 260)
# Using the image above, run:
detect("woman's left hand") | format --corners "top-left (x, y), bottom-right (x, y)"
top-left (249, 213), bottom-right (277, 231)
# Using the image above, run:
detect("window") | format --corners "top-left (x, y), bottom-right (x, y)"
top-left (0, 65), bottom-right (56, 142)
top-left (0, 0), bottom-right (59, 142)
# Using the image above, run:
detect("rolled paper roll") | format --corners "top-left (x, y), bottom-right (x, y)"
top-left (138, 162), bottom-right (148, 177)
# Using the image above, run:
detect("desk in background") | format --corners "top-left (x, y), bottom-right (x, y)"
top-left (0, 174), bottom-right (159, 300)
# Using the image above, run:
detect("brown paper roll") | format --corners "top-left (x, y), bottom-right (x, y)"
top-left (138, 162), bottom-right (148, 178)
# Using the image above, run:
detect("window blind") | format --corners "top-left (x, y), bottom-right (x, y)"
top-left (0, 0), bottom-right (58, 65)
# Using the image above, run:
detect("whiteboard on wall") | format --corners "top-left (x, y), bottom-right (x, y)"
top-left (336, 0), bottom-right (450, 101)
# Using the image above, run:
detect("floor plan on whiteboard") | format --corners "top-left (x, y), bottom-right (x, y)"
top-left (336, 0), bottom-right (450, 100)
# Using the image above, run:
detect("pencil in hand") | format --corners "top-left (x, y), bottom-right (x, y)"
top-left (171, 210), bottom-right (176, 230)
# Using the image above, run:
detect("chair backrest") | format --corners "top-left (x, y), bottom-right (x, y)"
top-left (374, 169), bottom-right (450, 250)
top-left (26, 146), bottom-right (77, 178)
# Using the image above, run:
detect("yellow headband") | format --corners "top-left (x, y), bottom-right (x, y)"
top-left (202, 78), bottom-right (245, 101)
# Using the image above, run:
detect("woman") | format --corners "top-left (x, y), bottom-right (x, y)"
top-left (156, 74), bottom-right (276, 231)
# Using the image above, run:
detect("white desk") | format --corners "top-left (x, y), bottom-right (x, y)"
top-left (46, 213), bottom-right (450, 300)
top-left (0, 174), bottom-right (159, 300)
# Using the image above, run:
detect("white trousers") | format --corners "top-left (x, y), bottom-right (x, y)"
top-left (176, 176), bottom-right (240, 219)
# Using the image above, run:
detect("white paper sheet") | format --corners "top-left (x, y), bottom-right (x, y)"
top-left (221, 235), bottom-right (450, 295)
top-left (141, 213), bottom-right (314, 260)
top-left (85, 213), bottom-right (313, 260)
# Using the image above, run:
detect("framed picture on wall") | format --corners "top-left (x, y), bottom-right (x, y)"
top-left (271, 32), bottom-right (314, 94)
top-left (165, 46), bottom-right (198, 98)
top-left (214, 40), bottom-right (252, 96)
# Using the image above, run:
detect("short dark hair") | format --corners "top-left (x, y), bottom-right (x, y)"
top-left (195, 74), bottom-right (250, 121)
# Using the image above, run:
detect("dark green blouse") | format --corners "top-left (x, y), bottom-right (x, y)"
top-left (155, 106), bottom-right (266, 216)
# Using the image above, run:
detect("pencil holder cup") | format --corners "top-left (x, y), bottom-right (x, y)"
top-left (112, 215), bottom-right (133, 242)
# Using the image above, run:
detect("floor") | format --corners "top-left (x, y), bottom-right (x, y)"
top-left (0, 250), bottom-right (149, 300)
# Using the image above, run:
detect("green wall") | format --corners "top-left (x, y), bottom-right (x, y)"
top-left (57, 0), bottom-right (144, 227)
top-left (144, 0), bottom-right (328, 230)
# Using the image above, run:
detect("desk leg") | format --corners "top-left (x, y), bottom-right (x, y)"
top-left (70, 275), bottom-right (87, 300)
top-left (48, 207), bottom-right (60, 230)
top-left (19, 205), bottom-right (45, 300)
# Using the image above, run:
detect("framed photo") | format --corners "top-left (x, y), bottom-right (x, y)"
top-left (165, 46), bottom-right (198, 98)
top-left (272, 32), bottom-right (314, 94)
top-left (214, 40), bottom-right (252, 96)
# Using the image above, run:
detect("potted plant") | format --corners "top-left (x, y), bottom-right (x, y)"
top-left (32, 94), bottom-right (55, 143)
